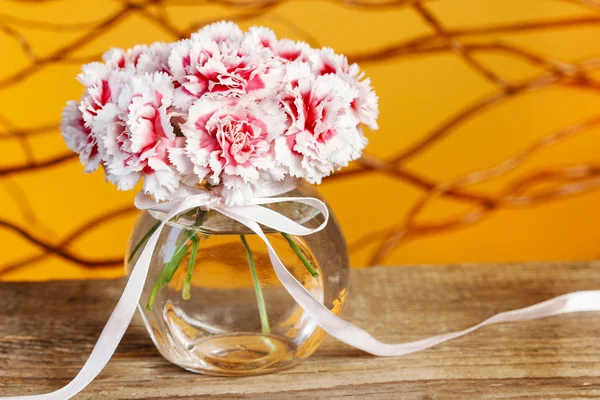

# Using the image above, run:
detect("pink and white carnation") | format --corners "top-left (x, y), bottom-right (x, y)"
top-left (103, 46), bottom-right (144, 71)
top-left (61, 62), bottom-right (131, 172)
top-left (61, 100), bottom-right (102, 172)
top-left (246, 26), bottom-right (312, 63)
top-left (275, 61), bottom-right (365, 183)
top-left (98, 72), bottom-right (184, 201)
top-left (77, 62), bottom-right (114, 128)
top-left (61, 21), bottom-right (378, 204)
top-left (168, 22), bottom-right (283, 111)
top-left (275, 39), bottom-right (313, 63)
top-left (103, 42), bottom-right (172, 75)
top-left (136, 42), bottom-right (173, 75)
top-left (310, 48), bottom-right (379, 130)
top-left (173, 97), bottom-right (286, 205)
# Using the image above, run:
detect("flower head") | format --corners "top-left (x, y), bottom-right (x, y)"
top-left (169, 27), bottom-right (283, 111)
top-left (275, 61), bottom-right (365, 183)
top-left (61, 100), bottom-right (102, 172)
top-left (99, 72), bottom-right (183, 200)
top-left (174, 96), bottom-right (286, 204)
top-left (65, 62), bottom-right (132, 171)
top-left (310, 48), bottom-right (378, 129)
top-left (77, 62), bottom-right (114, 127)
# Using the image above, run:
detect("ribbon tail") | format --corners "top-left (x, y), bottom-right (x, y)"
top-left (219, 209), bottom-right (600, 357)
top-left (1, 223), bottom-right (166, 400)
top-left (2, 197), bottom-right (205, 400)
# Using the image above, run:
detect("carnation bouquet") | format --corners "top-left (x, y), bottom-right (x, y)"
top-left (62, 21), bottom-right (378, 204)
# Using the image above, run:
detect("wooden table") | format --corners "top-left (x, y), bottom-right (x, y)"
top-left (2, 261), bottom-right (600, 399)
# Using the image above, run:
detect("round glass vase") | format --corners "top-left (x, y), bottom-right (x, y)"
top-left (124, 183), bottom-right (349, 376)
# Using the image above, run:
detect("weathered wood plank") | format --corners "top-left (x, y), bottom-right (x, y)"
top-left (1, 261), bottom-right (600, 399)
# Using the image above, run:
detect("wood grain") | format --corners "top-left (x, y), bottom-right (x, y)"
top-left (2, 261), bottom-right (600, 399)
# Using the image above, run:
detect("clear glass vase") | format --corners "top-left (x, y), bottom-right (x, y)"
top-left (124, 182), bottom-right (349, 376)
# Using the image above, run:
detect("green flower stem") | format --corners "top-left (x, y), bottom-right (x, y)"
top-left (182, 235), bottom-right (200, 300)
top-left (240, 235), bottom-right (271, 335)
top-left (281, 232), bottom-right (319, 277)
top-left (128, 220), bottom-right (161, 263)
top-left (146, 230), bottom-right (196, 311)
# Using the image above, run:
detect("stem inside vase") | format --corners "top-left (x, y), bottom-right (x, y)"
top-left (240, 234), bottom-right (271, 335)
top-left (130, 213), bottom-right (318, 329)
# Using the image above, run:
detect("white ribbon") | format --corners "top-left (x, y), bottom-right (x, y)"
top-left (3, 187), bottom-right (600, 399)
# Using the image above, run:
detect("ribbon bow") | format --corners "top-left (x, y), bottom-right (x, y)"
top-left (4, 188), bottom-right (600, 400)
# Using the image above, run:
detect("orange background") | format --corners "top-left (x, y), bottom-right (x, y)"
top-left (1, 0), bottom-right (600, 281)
